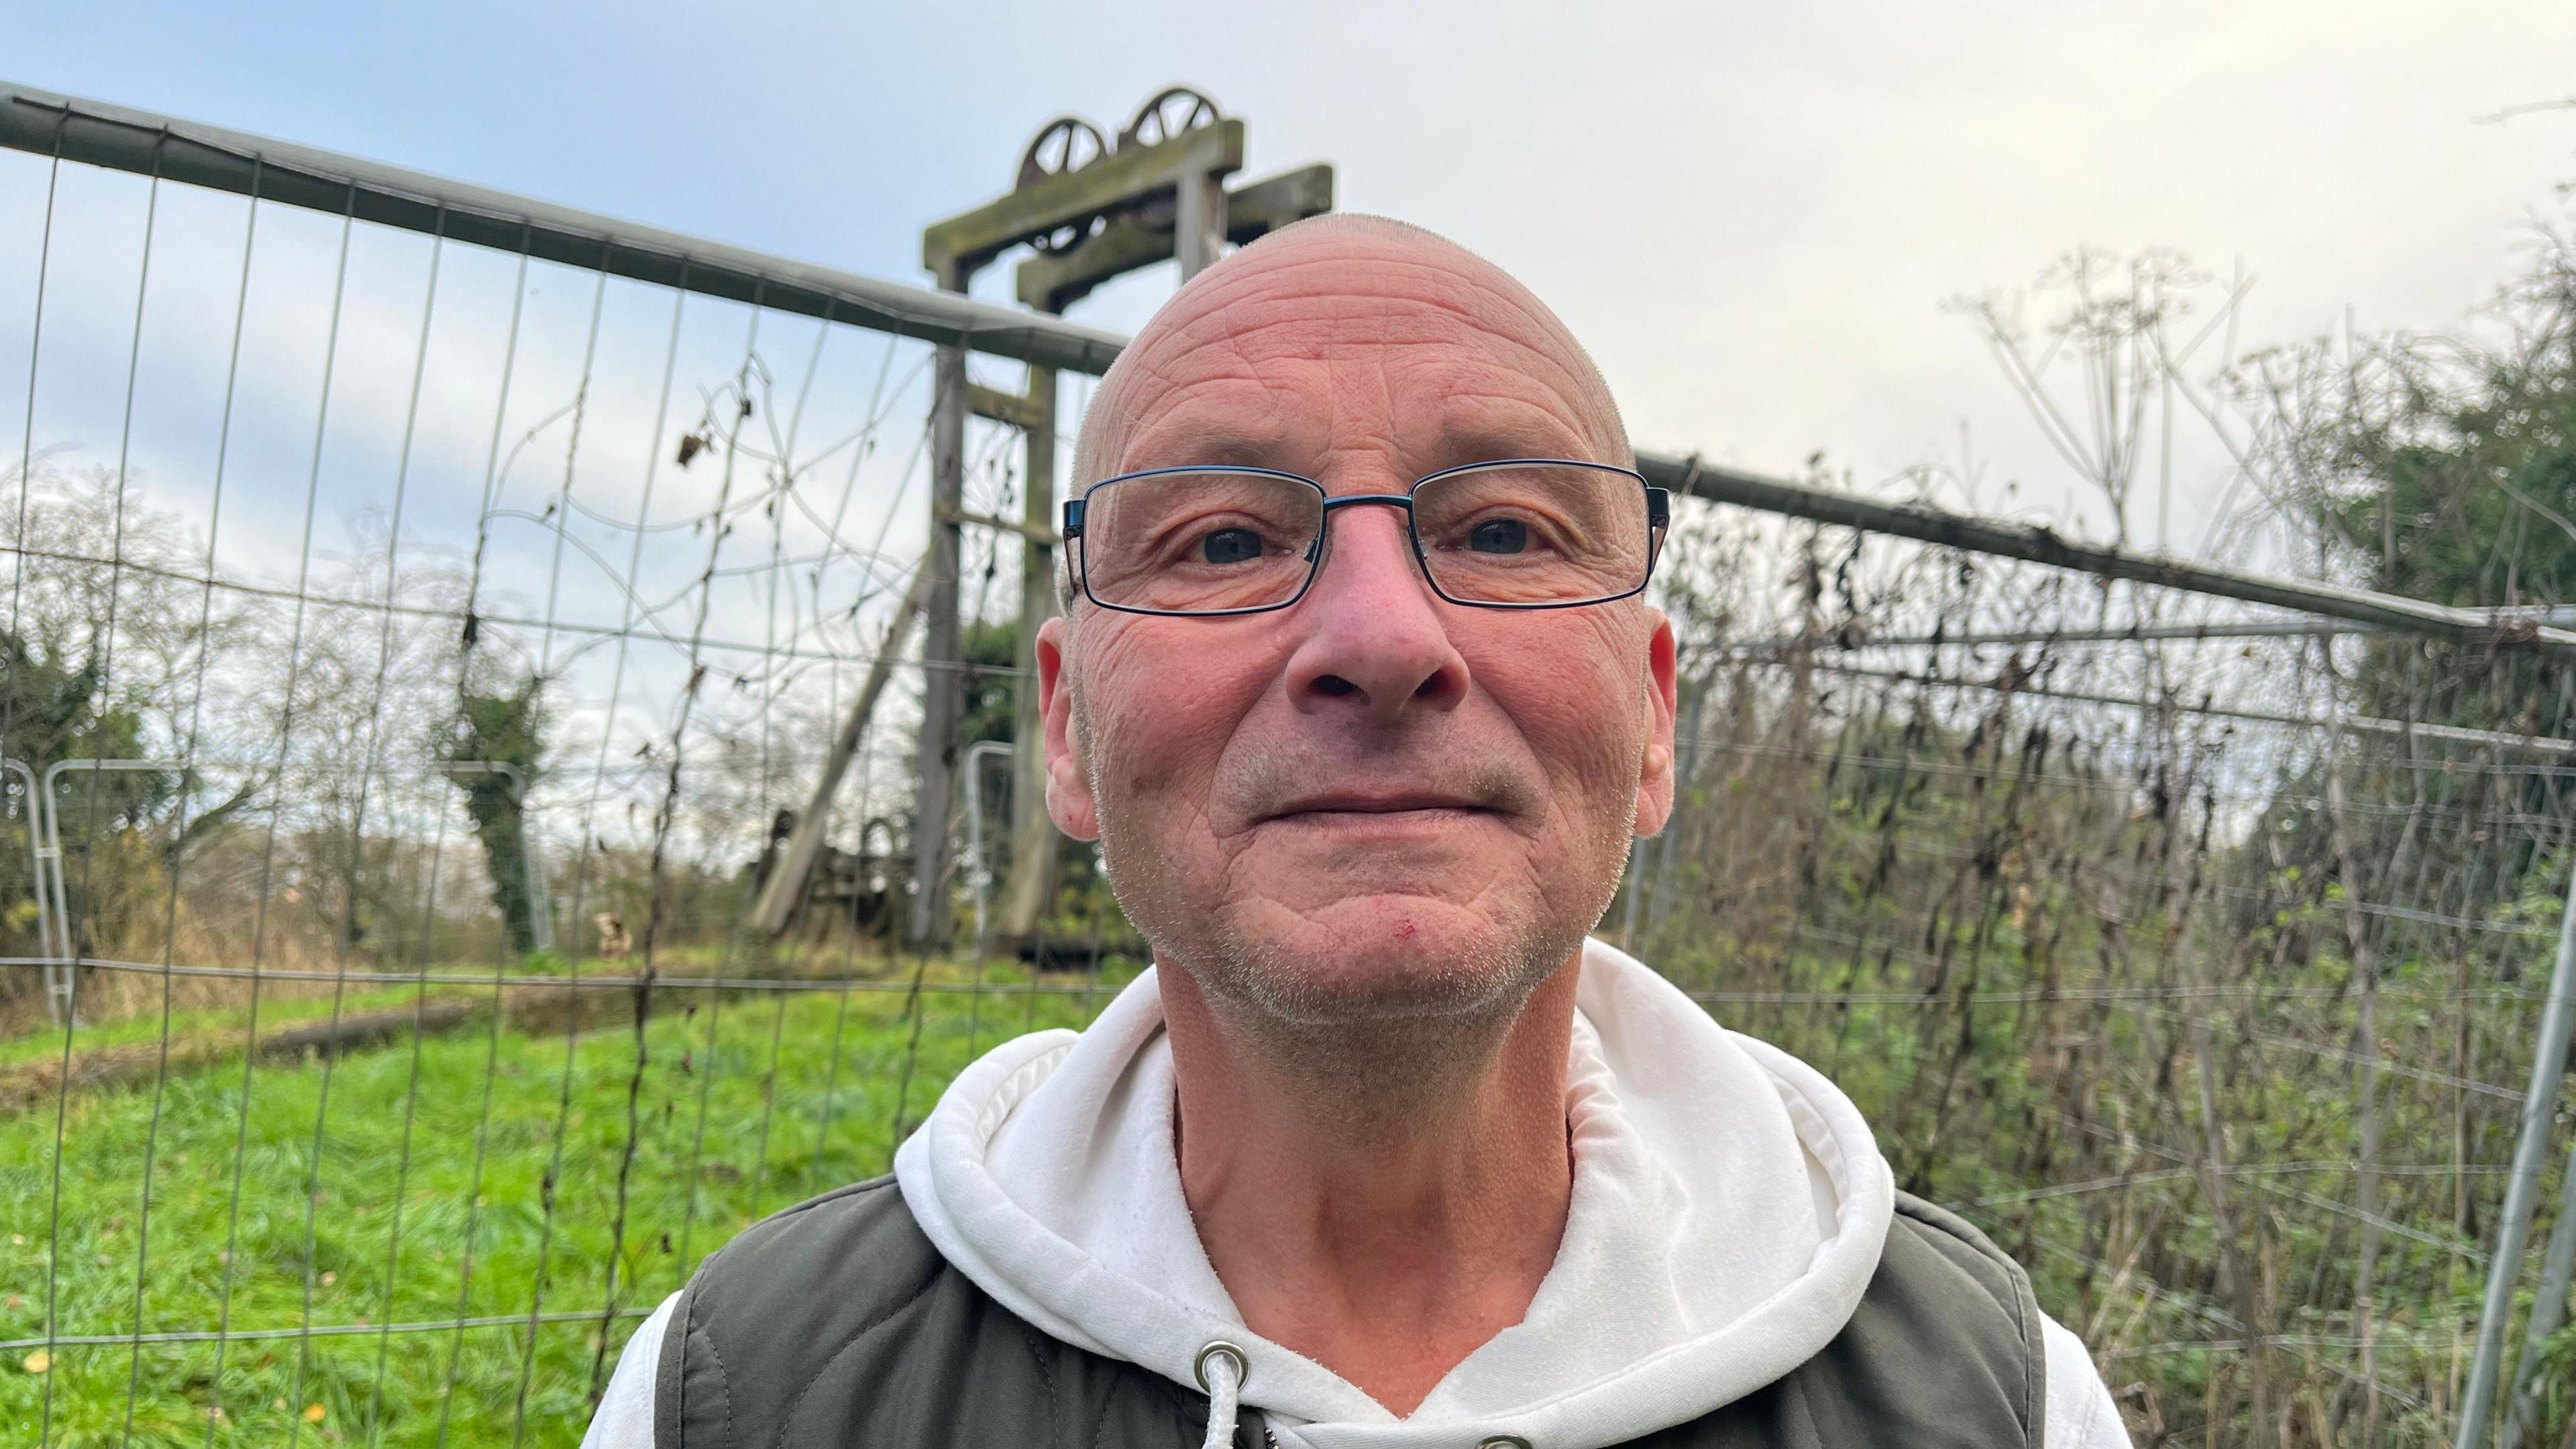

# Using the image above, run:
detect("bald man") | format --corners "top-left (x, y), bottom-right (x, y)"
top-left (584, 215), bottom-right (2130, 1448)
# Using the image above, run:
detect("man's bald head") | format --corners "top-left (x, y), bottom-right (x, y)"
top-left (1071, 214), bottom-right (1630, 492)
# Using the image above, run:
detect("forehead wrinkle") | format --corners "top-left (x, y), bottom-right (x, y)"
top-left (1206, 246), bottom-right (1615, 433)
top-left (1426, 386), bottom-right (1603, 462)
top-left (1130, 313), bottom-right (1601, 449)
top-left (1175, 247), bottom-right (1572, 353)
top-left (1085, 310), bottom-right (1269, 476)
top-left (1125, 394), bottom-right (1600, 484)
top-left (1078, 223), bottom-right (1626, 486)
top-left (1118, 343), bottom-right (1609, 478)
top-left (1114, 335), bottom-right (1325, 470)
top-left (1161, 277), bottom-right (1580, 387)
top-left (1146, 241), bottom-right (1599, 404)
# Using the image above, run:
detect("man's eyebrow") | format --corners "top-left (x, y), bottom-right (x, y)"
top-left (1429, 416), bottom-right (1605, 470)
top-left (1119, 419), bottom-right (1301, 472)
top-left (1115, 405), bottom-right (1610, 476)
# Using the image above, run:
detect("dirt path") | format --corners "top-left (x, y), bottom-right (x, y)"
top-left (0, 981), bottom-right (663, 1113)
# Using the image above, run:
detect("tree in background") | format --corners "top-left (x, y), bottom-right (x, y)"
top-left (0, 631), bottom-right (156, 983)
top-left (2226, 214), bottom-right (2576, 928)
top-left (959, 619), bottom-right (1019, 749)
top-left (0, 463), bottom-right (253, 1007)
top-left (444, 670), bottom-right (548, 957)
top-left (2245, 218), bottom-right (2575, 728)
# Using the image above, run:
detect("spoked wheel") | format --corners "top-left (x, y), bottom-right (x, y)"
top-left (1119, 87), bottom-right (1221, 152)
top-left (1016, 115), bottom-right (1112, 252)
top-left (1017, 115), bottom-right (1109, 189)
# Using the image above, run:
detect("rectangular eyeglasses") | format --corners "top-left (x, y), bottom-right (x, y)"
top-left (1061, 459), bottom-right (1670, 617)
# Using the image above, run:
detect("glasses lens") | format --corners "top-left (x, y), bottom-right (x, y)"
top-left (1081, 470), bottom-right (1326, 613)
top-left (1411, 464), bottom-right (1652, 606)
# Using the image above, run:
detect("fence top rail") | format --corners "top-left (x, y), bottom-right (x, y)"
top-left (1796, 658), bottom-right (2576, 758)
top-left (0, 78), bottom-right (1127, 376)
top-left (1634, 455), bottom-right (2576, 657)
top-left (9, 78), bottom-right (2571, 659)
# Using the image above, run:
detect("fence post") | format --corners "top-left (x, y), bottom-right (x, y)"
top-left (960, 740), bottom-right (1014, 943)
top-left (2460, 850), bottom-right (2576, 1448)
top-left (1, 759), bottom-right (65, 1025)
top-left (994, 365), bottom-right (1059, 945)
top-left (1617, 838), bottom-right (1646, 951)
top-left (35, 762), bottom-right (80, 1023)
top-left (2504, 1126), bottom-right (2576, 1448)
top-left (910, 283), bottom-right (969, 949)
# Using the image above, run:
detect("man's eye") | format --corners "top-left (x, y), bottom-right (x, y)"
top-left (1200, 527), bottom-right (1267, 564)
top-left (1468, 518), bottom-right (1529, 554)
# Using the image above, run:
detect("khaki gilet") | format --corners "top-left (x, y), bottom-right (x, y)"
top-left (653, 1177), bottom-right (2043, 1449)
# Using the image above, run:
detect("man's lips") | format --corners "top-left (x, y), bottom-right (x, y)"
top-left (1255, 790), bottom-right (1495, 823)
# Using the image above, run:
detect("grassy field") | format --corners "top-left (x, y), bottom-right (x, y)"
top-left (0, 959), bottom-right (1125, 1448)
top-left (11, 937), bottom-right (2567, 1449)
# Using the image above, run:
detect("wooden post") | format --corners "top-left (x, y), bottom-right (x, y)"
top-left (908, 260), bottom-right (970, 948)
top-left (746, 568), bottom-right (928, 937)
top-left (996, 364), bottom-right (1061, 941)
top-left (1174, 165), bottom-right (1226, 280)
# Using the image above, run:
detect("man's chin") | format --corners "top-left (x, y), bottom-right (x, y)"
top-left (1203, 896), bottom-right (1568, 1027)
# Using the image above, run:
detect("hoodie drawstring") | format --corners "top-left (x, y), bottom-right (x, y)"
top-left (1195, 1341), bottom-right (1248, 1449)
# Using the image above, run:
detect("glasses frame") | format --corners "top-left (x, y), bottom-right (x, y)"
top-left (1061, 458), bottom-right (1670, 619)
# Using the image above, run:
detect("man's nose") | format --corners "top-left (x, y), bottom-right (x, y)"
top-left (1282, 502), bottom-right (1470, 723)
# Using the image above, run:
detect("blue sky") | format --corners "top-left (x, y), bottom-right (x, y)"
top-left (9, 0), bottom-right (2576, 551)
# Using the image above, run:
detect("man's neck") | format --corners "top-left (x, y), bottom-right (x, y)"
top-left (1159, 960), bottom-right (1580, 1417)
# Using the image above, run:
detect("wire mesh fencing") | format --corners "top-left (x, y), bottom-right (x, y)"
top-left (0, 116), bottom-right (1130, 1447)
top-left (1613, 513), bottom-right (2576, 1447)
top-left (0, 84), bottom-right (2571, 1449)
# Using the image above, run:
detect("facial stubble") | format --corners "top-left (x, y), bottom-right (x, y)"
top-left (1072, 676), bottom-right (1641, 1126)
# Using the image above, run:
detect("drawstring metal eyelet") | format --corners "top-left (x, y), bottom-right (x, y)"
top-left (1194, 1340), bottom-right (1248, 1393)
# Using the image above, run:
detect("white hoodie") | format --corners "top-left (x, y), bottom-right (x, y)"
top-left (586, 939), bottom-right (2129, 1448)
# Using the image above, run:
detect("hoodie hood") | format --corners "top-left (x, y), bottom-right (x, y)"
top-left (894, 938), bottom-right (1896, 1449)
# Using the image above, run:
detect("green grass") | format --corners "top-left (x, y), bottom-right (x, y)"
top-left (0, 961), bottom-right (1124, 1447)
top-left (19, 921), bottom-right (2542, 1449)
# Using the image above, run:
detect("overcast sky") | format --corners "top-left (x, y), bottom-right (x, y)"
top-left (10, 0), bottom-right (2576, 557)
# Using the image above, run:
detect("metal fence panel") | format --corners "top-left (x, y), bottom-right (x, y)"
top-left (1, 81), bottom-right (2570, 1449)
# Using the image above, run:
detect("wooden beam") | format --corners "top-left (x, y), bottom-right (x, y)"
top-left (967, 381), bottom-right (1048, 433)
top-left (936, 502), bottom-right (1062, 547)
top-left (751, 570), bottom-right (930, 938)
top-left (922, 121), bottom-right (1244, 276)
top-left (1015, 164), bottom-right (1334, 313)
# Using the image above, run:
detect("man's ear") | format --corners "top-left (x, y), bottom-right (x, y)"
top-left (1631, 610), bottom-right (1679, 837)
top-left (1037, 615), bottom-right (1101, 841)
